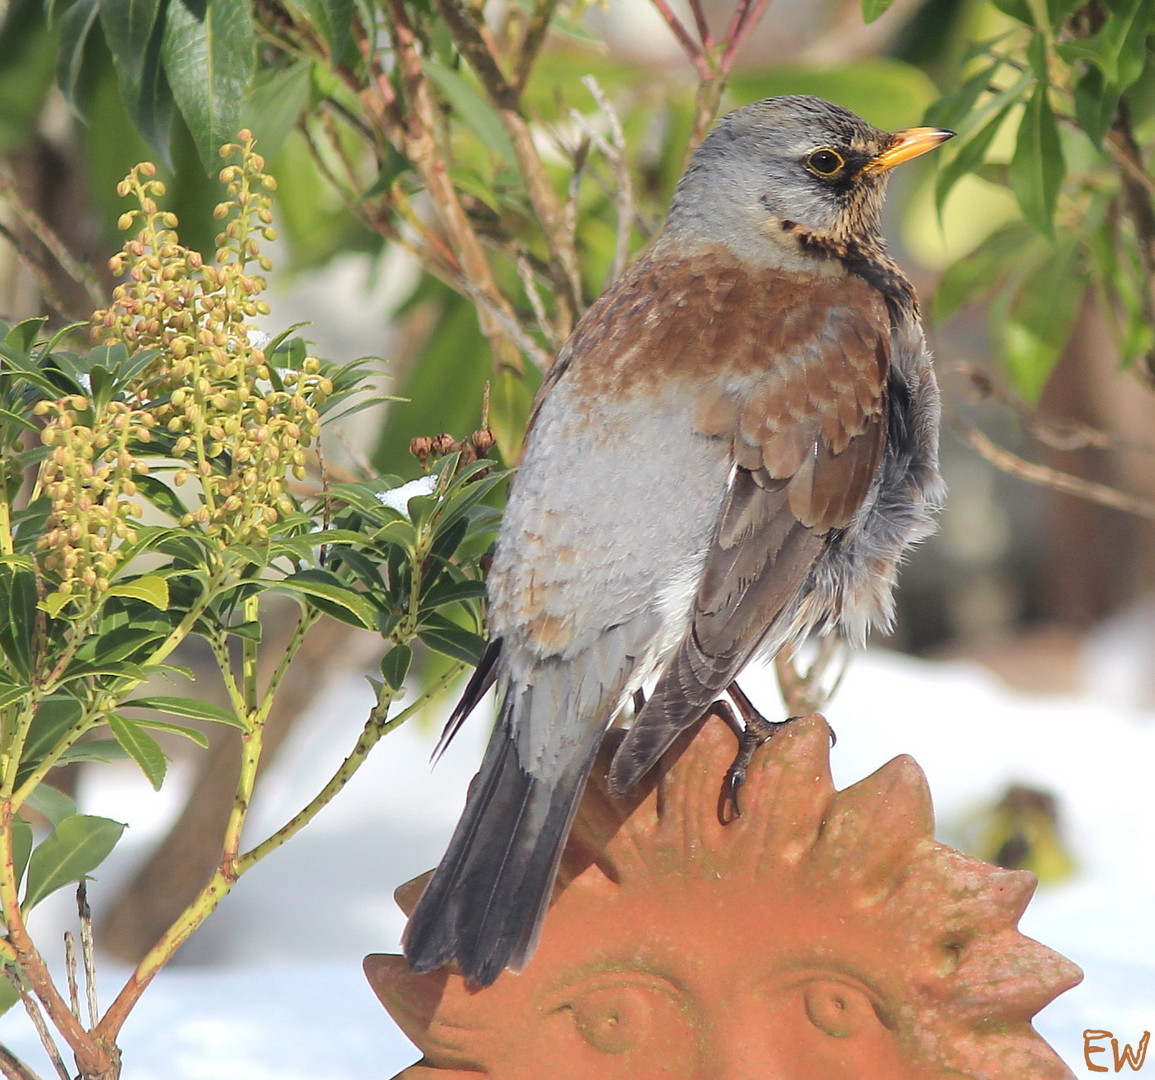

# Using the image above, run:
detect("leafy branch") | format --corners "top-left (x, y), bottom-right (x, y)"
top-left (0, 141), bottom-right (505, 1079)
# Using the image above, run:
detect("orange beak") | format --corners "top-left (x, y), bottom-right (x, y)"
top-left (866, 127), bottom-right (955, 173)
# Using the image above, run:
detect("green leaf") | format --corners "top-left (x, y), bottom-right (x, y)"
top-left (273, 569), bottom-right (378, 629)
top-left (380, 644), bottom-right (412, 690)
top-left (1073, 65), bottom-right (1121, 146)
top-left (4, 317), bottom-right (47, 353)
top-left (22, 814), bottom-right (126, 911)
top-left (0, 558), bottom-right (37, 679)
top-left (420, 578), bottom-right (488, 611)
top-left (24, 783), bottom-right (78, 827)
top-left (991, 0), bottom-right (1035, 23)
top-left (55, 739), bottom-right (128, 767)
top-left (284, 0), bottom-right (354, 63)
top-left (241, 58), bottom-right (310, 160)
top-left (108, 713), bottom-right (168, 789)
top-left (130, 471), bottom-right (190, 520)
top-left (1057, 0), bottom-right (1150, 88)
top-left (934, 222), bottom-right (1036, 321)
top-left (124, 695), bottom-right (248, 729)
top-left (423, 57), bottom-right (517, 168)
top-left (100, 0), bottom-right (173, 161)
top-left (106, 574), bottom-right (169, 610)
top-left (160, 0), bottom-right (256, 174)
top-left (1103, 0), bottom-right (1151, 89)
top-left (53, 0), bottom-right (99, 114)
top-left (861, 0), bottom-right (897, 21)
top-left (128, 717), bottom-right (209, 748)
top-left (240, 57), bottom-right (309, 158)
top-left (0, 967), bottom-right (22, 1018)
top-left (934, 103), bottom-right (1015, 221)
top-left (1009, 83), bottom-right (1065, 236)
top-left (0, 680), bottom-right (28, 710)
top-left (1000, 234), bottom-right (1085, 401)
top-left (418, 617), bottom-right (485, 665)
top-left (18, 696), bottom-right (84, 780)
top-left (55, 659), bottom-right (149, 685)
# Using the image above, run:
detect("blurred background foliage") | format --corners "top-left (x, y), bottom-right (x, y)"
top-left (1, 0), bottom-right (1154, 981)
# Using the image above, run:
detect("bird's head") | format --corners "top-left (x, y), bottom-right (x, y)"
top-left (665, 96), bottom-right (953, 267)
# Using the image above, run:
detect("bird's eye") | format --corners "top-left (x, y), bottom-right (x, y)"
top-left (806, 149), bottom-right (845, 177)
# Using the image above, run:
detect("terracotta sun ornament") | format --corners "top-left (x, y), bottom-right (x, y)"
top-left (365, 714), bottom-right (1081, 1079)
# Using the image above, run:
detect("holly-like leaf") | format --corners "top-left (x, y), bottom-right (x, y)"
top-left (22, 814), bottom-right (126, 911)
top-left (160, 0), bottom-right (256, 173)
top-left (1009, 83), bottom-right (1065, 237)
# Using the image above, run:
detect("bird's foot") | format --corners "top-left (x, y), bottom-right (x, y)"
top-left (713, 686), bottom-right (793, 824)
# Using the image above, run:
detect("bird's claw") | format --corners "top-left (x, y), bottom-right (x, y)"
top-left (716, 701), bottom-right (782, 824)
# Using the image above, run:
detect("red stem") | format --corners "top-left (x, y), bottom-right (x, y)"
top-left (648, 0), bottom-right (711, 79)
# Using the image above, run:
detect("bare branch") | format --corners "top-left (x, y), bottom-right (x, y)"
top-left (514, 0), bottom-right (561, 94)
top-left (516, 252), bottom-right (561, 351)
top-left (720, 0), bottom-right (775, 71)
top-left (78, 884), bottom-right (99, 1029)
top-left (647, 0), bottom-right (712, 79)
top-left (3, 970), bottom-right (69, 1080)
top-left (434, 0), bottom-right (583, 333)
top-left (688, 0), bottom-right (714, 50)
top-left (0, 167), bottom-right (105, 311)
top-left (956, 423), bottom-right (1155, 520)
top-left (580, 76), bottom-right (636, 285)
top-left (0, 1044), bottom-right (43, 1080)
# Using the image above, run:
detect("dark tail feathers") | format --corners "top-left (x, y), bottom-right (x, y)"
top-left (402, 703), bottom-right (599, 986)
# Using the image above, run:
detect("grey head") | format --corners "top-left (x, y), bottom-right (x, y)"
top-left (664, 95), bottom-right (952, 265)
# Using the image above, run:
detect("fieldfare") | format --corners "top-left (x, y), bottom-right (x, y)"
top-left (403, 95), bottom-right (953, 986)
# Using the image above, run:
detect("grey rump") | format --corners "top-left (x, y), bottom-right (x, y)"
top-left (402, 95), bottom-right (949, 987)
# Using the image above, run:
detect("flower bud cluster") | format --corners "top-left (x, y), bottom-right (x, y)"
top-left (34, 396), bottom-right (153, 598)
top-left (75, 132), bottom-right (331, 547)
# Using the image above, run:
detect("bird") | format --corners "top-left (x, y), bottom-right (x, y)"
top-left (402, 95), bottom-right (953, 987)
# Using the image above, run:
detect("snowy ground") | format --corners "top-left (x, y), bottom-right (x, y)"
top-left (2, 625), bottom-right (1154, 1077)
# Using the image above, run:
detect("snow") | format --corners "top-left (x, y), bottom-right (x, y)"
top-left (3, 625), bottom-right (1154, 1077)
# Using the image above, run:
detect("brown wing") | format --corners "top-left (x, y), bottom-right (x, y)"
top-left (607, 249), bottom-right (891, 792)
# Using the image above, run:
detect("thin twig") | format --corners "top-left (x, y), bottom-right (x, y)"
top-left (0, 1044), bottom-right (43, 1080)
top-left (580, 76), bottom-right (635, 285)
top-left (688, 0), bottom-right (714, 50)
top-left (720, 0), bottom-right (775, 71)
top-left (78, 883), bottom-right (98, 1029)
top-left (648, 0), bottom-right (711, 78)
top-left (0, 167), bottom-right (105, 310)
top-left (434, 0), bottom-right (583, 332)
top-left (3, 971), bottom-right (69, 1080)
top-left (0, 223), bottom-right (73, 322)
top-left (514, 0), bottom-right (561, 94)
top-left (516, 253), bottom-right (560, 350)
top-left (957, 423), bottom-right (1155, 520)
top-left (64, 933), bottom-right (80, 1023)
top-left (459, 275), bottom-right (553, 371)
top-left (953, 361), bottom-right (1155, 456)
top-left (1105, 99), bottom-right (1155, 380)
